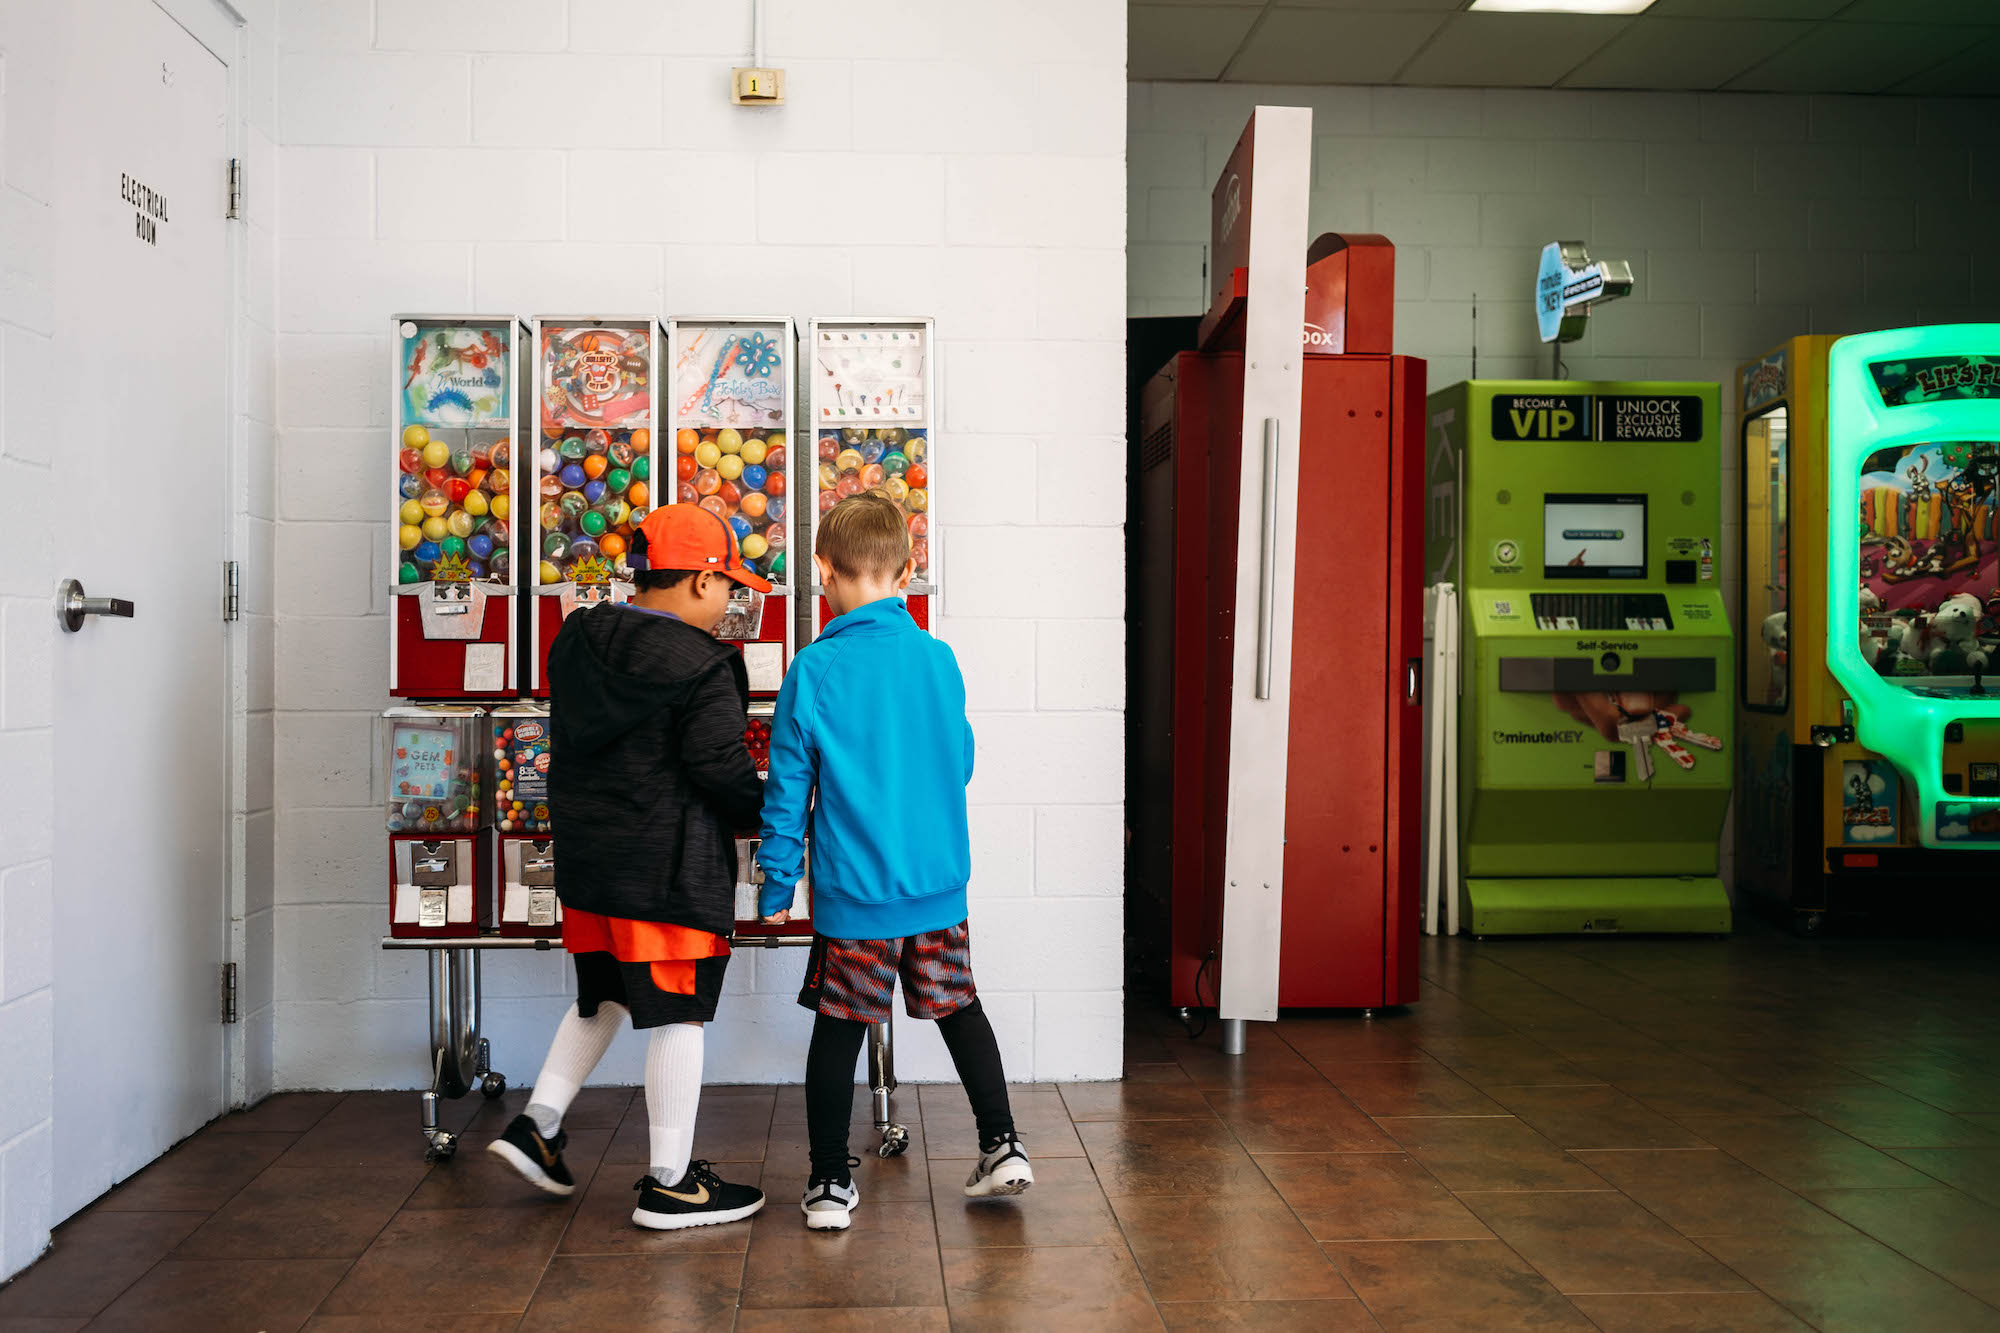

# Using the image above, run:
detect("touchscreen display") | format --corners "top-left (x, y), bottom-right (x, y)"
top-left (1544, 493), bottom-right (1646, 579)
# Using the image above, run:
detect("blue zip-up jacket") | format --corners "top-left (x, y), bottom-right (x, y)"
top-left (756, 596), bottom-right (973, 939)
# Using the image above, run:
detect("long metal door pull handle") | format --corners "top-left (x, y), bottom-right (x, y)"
top-left (57, 578), bottom-right (135, 632)
top-left (1255, 418), bottom-right (1280, 701)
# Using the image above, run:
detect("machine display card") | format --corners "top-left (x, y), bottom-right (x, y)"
top-left (1936, 802), bottom-right (2000, 843)
top-left (674, 326), bottom-right (787, 430)
top-left (815, 325), bottom-right (926, 422)
top-left (391, 727), bottom-right (456, 802)
top-left (402, 323), bottom-right (510, 427)
top-left (541, 325), bottom-right (652, 429)
top-left (742, 642), bottom-right (783, 692)
top-left (1841, 760), bottom-right (1898, 844)
top-left (462, 643), bottom-right (505, 694)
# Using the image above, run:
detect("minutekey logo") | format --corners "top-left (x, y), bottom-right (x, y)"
top-left (1492, 728), bottom-right (1587, 745)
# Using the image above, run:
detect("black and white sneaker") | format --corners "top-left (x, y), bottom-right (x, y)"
top-left (631, 1161), bottom-right (766, 1230)
top-left (486, 1115), bottom-right (575, 1196)
top-left (963, 1134), bottom-right (1034, 1198)
top-left (802, 1159), bottom-right (862, 1231)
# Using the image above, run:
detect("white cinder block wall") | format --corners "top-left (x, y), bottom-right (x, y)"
top-left (1131, 81), bottom-right (1999, 890)
top-left (272, 0), bottom-right (1128, 1090)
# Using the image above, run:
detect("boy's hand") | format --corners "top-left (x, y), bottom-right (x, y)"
top-left (761, 910), bottom-right (791, 925)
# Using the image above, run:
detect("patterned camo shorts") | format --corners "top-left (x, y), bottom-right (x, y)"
top-left (797, 920), bottom-right (977, 1024)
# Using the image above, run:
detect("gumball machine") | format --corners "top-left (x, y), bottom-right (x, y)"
top-left (804, 318), bottom-right (937, 634)
top-left (527, 317), bottom-right (660, 697)
top-left (389, 317), bottom-right (528, 700)
top-left (382, 705), bottom-right (492, 939)
top-left (663, 316), bottom-right (801, 696)
top-left (489, 701), bottom-right (559, 939)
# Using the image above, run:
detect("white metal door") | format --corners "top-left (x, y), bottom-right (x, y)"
top-left (51, 0), bottom-right (230, 1216)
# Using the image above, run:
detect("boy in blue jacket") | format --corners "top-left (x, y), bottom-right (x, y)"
top-left (758, 490), bottom-right (1033, 1230)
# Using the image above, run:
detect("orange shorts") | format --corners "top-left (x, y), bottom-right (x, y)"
top-left (562, 907), bottom-right (729, 996)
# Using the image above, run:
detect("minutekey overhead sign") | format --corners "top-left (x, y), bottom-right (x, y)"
top-left (1536, 240), bottom-right (1633, 344)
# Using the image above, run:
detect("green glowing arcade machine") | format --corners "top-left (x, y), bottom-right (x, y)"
top-left (1826, 327), bottom-right (2000, 854)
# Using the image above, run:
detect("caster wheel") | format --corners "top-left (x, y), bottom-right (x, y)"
top-left (424, 1139), bottom-right (458, 1163)
top-left (878, 1124), bottom-right (911, 1158)
top-left (480, 1073), bottom-right (507, 1099)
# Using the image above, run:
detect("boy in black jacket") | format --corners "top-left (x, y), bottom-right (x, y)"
top-left (489, 505), bottom-right (768, 1230)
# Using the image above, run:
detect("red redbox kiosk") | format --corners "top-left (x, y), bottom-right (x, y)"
top-left (1134, 232), bottom-right (1425, 1012)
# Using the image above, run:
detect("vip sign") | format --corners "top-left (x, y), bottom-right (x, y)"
top-left (1536, 241), bottom-right (1632, 345)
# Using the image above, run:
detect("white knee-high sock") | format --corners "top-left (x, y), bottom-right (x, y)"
top-left (525, 1001), bottom-right (626, 1135)
top-left (646, 1022), bottom-right (704, 1186)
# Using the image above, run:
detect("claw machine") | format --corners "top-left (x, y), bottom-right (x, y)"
top-left (389, 316), bottom-right (528, 699)
top-left (805, 318), bottom-right (936, 632)
top-left (526, 316), bottom-right (658, 697)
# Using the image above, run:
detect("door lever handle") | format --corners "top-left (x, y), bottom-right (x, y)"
top-left (57, 578), bottom-right (135, 633)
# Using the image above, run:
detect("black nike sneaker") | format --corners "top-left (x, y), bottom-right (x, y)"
top-left (486, 1114), bottom-right (576, 1196)
top-left (632, 1160), bottom-right (767, 1230)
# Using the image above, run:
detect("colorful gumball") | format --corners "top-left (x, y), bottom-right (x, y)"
top-left (818, 436), bottom-right (839, 462)
top-left (466, 467), bottom-right (488, 493)
top-left (878, 427), bottom-right (904, 447)
top-left (569, 537), bottom-right (599, 562)
top-left (818, 463), bottom-right (839, 490)
top-left (402, 424), bottom-right (431, 449)
top-left (906, 463), bottom-right (928, 489)
top-left (884, 477), bottom-right (909, 504)
top-left (634, 455), bottom-right (651, 481)
top-left (908, 513), bottom-right (928, 538)
top-left (559, 463), bottom-right (587, 489)
top-left (560, 491), bottom-right (589, 519)
top-left (415, 539), bottom-right (442, 565)
top-left (539, 474), bottom-right (564, 500)
top-left (488, 440), bottom-right (508, 470)
top-left (627, 480), bottom-right (649, 508)
top-left (539, 501), bottom-right (564, 532)
top-left (676, 428), bottom-right (699, 453)
top-left (583, 480), bottom-right (607, 505)
top-left (491, 494), bottom-right (511, 521)
top-left (425, 467), bottom-right (451, 490)
top-left (445, 478), bottom-right (473, 505)
top-left (768, 496), bottom-right (787, 522)
top-left (422, 440), bottom-right (450, 470)
top-left (448, 510), bottom-right (476, 539)
top-left (583, 455), bottom-right (608, 480)
top-left (695, 440), bottom-right (722, 469)
top-left (492, 549), bottom-right (512, 578)
top-left (581, 509), bottom-right (609, 538)
top-left (766, 470), bottom-right (786, 498)
top-left (718, 480), bottom-right (743, 506)
top-left (420, 487), bottom-right (451, 517)
top-left (910, 538), bottom-right (929, 569)
top-left (907, 487), bottom-right (929, 512)
top-left (700, 496), bottom-right (729, 519)
top-left (399, 561), bottom-right (422, 584)
top-left (838, 474), bottom-right (865, 498)
top-left (717, 428), bottom-right (743, 455)
top-left (740, 437), bottom-right (768, 467)
top-left (468, 533), bottom-right (495, 560)
top-left (399, 523), bottom-right (423, 550)
top-left (540, 560), bottom-right (562, 585)
top-left (861, 439), bottom-right (885, 465)
top-left (741, 464), bottom-right (767, 491)
top-left (439, 536), bottom-right (468, 560)
top-left (766, 430), bottom-right (786, 452)
top-left (631, 428), bottom-right (651, 454)
top-left (770, 550), bottom-right (787, 578)
top-left (600, 532), bottom-right (627, 560)
top-left (729, 514), bottom-right (753, 540)
top-left (676, 454), bottom-right (697, 482)
top-left (560, 435), bottom-right (588, 460)
top-left (678, 481), bottom-right (698, 504)
top-left (882, 451), bottom-right (909, 477)
top-left (544, 531), bottom-right (572, 560)
top-left (539, 447), bottom-right (560, 475)
top-left (400, 473), bottom-right (424, 500)
top-left (740, 492), bottom-right (768, 519)
top-left (421, 515), bottom-right (448, 541)
top-left (842, 428), bottom-right (867, 444)
top-left (485, 468), bottom-right (510, 495)
top-left (741, 532), bottom-right (768, 560)
top-left (818, 489), bottom-right (839, 513)
top-left (451, 447), bottom-right (474, 475)
top-left (717, 454), bottom-right (744, 481)
top-left (835, 448), bottom-right (863, 474)
top-left (605, 468), bottom-right (631, 494)
top-left (766, 445), bottom-right (786, 472)
top-left (696, 468), bottom-right (721, 496)
top-left (860, 463), bottom-right (885, 489)
top-left (400, 447), bottom-right (424, 475)
top-left (600, 499), bottom-right (631, 528)
top-left (766, 523), bottom-right (787, 550)
top-left (587, 429), bottom-right (610, 454)
top-left (399, 498), bottom-right (425, 526)
top-left (463, 490), bottom-right (490, 518)
top-left (609, 441), bottom-right (635, 468)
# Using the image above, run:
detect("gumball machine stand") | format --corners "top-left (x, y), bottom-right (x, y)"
top-left (804, 317), bottom-right (937, 637)
top-left (527, 317), bottom-right (659, 698)
top-left (389, 316), bottom-right (528, 701)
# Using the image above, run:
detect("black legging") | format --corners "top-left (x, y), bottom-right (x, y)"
top-left (806, 997), bottom-right (1015, 1178)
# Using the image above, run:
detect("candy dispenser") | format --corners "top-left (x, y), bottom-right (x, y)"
top-left (527, 317), bottom-right (659, 697)
top-left (804, 318), bottom-right (937, 634)
top-left (389, 316), bottom-right (527, 700)
top-left (383, 705), bottom-right (492, 939)
top-left (664, 316), bottom-right (800, 694)
top-left (490, 701), bottom-right (559, 938)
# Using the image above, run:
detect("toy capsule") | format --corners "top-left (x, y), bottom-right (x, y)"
top-left (907, 487), bottom-right (928, 512)
top-left (695, 468), bottom-right (722, 496)
top-left (631, 428), bottom-right (651, 454)
top-left (560, 435), bottom-right (588, 460)
top-left (700, 496), bottom-right (729, 519)
top-left (741, 437), bottom-right (769, 467)
top-left (677, 428), bottom-right (699, 453)
top-left (718, 454), bottom-right (744, 481)
top-left (627, 480), bottom-right (649, 508)
top-left (818, 436), bottom-right (840, 462)
top-left (835, 448), bottom-right (864, 474)
top-left (402, 424), bottom-right (431, 449)
top-left (583, 455), bottom-right (608, 480)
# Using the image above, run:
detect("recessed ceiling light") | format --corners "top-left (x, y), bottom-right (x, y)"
top-left (1466, 0), bottom-right (1656, 13)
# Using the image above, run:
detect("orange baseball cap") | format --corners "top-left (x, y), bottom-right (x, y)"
top-left (628, 504), bottom-right (772, 593)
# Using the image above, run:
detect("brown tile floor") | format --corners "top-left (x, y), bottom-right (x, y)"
top-left (7, 927), bottom-right (2000, 1330)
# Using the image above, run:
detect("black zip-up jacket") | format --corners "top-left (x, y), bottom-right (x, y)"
top-left (546, 603), bottom-right (764, 935)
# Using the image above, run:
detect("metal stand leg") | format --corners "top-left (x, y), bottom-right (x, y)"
top-left (868, 1012), bottom-right (909, 1158)
top-left (420, 946), bottom-right (507, 1162)
top-left (1219, 1018), bottom-right (1248, 1056)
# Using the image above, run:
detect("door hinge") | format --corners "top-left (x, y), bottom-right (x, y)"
top-left (221, 962), bottom-right (239, 1024)
top-left (222, 560), bottom-right (240, 622)
top-left (227, 157), bottom-right (243, 220)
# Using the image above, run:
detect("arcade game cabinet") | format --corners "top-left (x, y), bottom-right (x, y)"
top-left (1737, 332), bottom-right (2000, 930)
top-left (1136, 233), bottom-right (1425, 1011)
top-left (1426, 381), bottom-right (1733, 935)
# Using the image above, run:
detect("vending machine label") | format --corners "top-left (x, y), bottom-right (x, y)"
top-left (815, 326), bottom-right (926, 422)
top-left (542, 325), bottom-right (652, 429)
top-left (463, 643), bottom-right (506, 694)
top-left (418, 888), bottom-right (449, 928)
top-left (1841, 760), bottom-right (1898, 844)
top-left (402, 324), bottom-right (511, 427)
top-left (391, 728), bottom-right (457, 802)
top-left (527, 888), bottom-right (559, 927)
top-left (675, 326), bottom-right (787, 430)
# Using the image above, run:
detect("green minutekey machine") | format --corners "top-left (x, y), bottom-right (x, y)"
top-left (1426, 378), bottom-right (1733, 934)
top-left (1826, 326), bottom-right (2000, 850)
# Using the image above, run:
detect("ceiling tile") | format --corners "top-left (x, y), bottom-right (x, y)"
top-left (1225, 9), bottom-right (1448, 84)
top-left (1562, 17), bottom-right (1812, 89)
top-left (1893, 32), bottom-right (2000, 94)
top-left (1397, 13), bottom-right (1630, 87)
top-left (1839, 0), bottom-right (2000, 22)
top-left (1646, 0), bottom-right (1848, 16)
top-left (1130, 4), bottom-right (1262, 80)
top-left (1726, 22), bottom-right (1975, 92)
